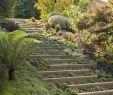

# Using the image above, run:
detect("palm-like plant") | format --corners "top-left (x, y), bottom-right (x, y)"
top-left (0, 30), bottom-right (41, 80)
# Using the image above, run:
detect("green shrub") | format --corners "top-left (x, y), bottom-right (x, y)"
top-left (76, 1), bottom-right (113, 63)
top-left (0, 30), bottom-right (41, 80)
top-left (0, 0), bottom-right (20, 18)
top-left (48, 15), bottom-right (71, 31)
top-left (15, 0), bottom-right (40, 19)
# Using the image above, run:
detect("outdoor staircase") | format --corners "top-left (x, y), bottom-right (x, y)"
top-left (15, 18), bottom-right (113, 95)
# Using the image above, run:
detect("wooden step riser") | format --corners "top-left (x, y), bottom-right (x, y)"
top-left (78, 90), bottom-right (113, 95)
top-left (30, 55), bottom-right (71, 59)
top-left (19, 24), bottom-right (38, 25)
top-left (36, 47), bottom-right (64, 49)
top-left (39, 69), bottom-right (90, 76)
top-left (19, 24), bottom-right (40, 26)
top-left (69, 82), bottom-right (113, 89)
top-left (34, 52), bottom-right (63, 55)
top-left (36, 49), bottom-right (64, 52)
top-left (45, 59), bottom-right (89, 64)
top-left (20, 27), bottom-right (39, 30)
top-left (36, 47), bottom-right (64, 50)
top-left (50, 64), bottom-right (97, 70)
top-left (19, 26), bottom-right (40, 28)
top-left (44, 75), bottom-right (97, 82)
top-left (21, 29), bottom-right (42, 31)
top-left (22, 30), bottom-right (38, 32)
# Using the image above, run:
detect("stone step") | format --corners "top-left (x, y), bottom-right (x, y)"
top-left (30, 55), bottom-right (71, 59)
top-left (45, 59), bottom-right (89, 64)
top-left (39, 69), bottom-right (90, 76)
top-left (49, 64), bottom-right (97, 70)
top-left (69, 81), bottom-right (113, 89)
top-left (77, 90), bottom-right (113, 95)
top-left (43, 75), bottom-right (98, 82)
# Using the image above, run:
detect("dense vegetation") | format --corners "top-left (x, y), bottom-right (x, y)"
top-left (77, 1), bottom-right (113, 63)
top-left (15, 0), bottom-right (40, 19)
top-left (1, 0), bottom-right (113, 95)
top-left (0, 0), bottom-right (20, 18)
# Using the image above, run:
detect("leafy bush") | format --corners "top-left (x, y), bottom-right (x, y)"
top-left (64, 5), bottom-right (82, 29)
top-left (48, 15), bottom-right (71, 31)
top-left (63, 0), bottom-right (93, 29)
top-left (76, 1), bottom-right (113, 63)
top-left (34, 0), bottom-right (74, 20)
top-left (0, 30), bottom-right (41, 80)
top-left (15, 0), bottom-right (40, 19)
top-left (0, 21), bottom-right (20, 32)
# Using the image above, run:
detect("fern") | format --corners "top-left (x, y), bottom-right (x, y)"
top-left (0, 30), bottom-right (41, 80)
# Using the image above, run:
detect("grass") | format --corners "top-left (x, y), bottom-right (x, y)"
top-left (1, 61), bottom-right (71, 95)
top-left (1, 62), bottom-right (51, 95)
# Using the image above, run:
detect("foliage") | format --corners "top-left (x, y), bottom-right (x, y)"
top-left (1, 62), bottom-right (51, 95)
top-left (63, 0), bottom-right (93, 29)
top-left (25, 17), bottom-right (36, 24)
top-left (0, 30), bottom-right (41, 80)
top-left (0, 21), bottom-right (20, 32)
top-left (29, 58), bottom-right (49, 71)
top-left (63, 5), bottom-right (82, 29)
top-left (76, 1), bottom-right (113, 63)
top-left (15, 0), bottom-right (40, 19)
top-left (65, 88), bottom-right (78, 95)
top-left (34, 0), bottom-right (74, 20)
top-left (48, 15), bottom-right (71, 31)
top-left (0, 64), bottom-right (8, 94)
top-left (0, 0), bottom-right (20, 18)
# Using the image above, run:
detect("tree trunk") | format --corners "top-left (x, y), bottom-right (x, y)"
top-left (8, 67), bottom-right (15, 80)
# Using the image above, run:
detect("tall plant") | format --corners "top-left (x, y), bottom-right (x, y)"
top-left (0, 0), bottom-right (20, 18)
top-left (0, 30), bottom-right (41, 80)
top-left (34, 0), bottom-right (74, 20)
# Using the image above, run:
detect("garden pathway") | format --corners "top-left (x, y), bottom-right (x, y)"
top-left (15, 19), bottom-right (113, 95)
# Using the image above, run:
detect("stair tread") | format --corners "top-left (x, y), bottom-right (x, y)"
top-left (78, 89), bottom-right (113, 95)
top-left (69, 81), bottom-right (113, 88)
top-left (39, 69), bottom-right (90, 75)
top-left (15, 19), bottom-right (113, 95)
top-left (30, 55), bottom-right (70, 57)
top-left (44, 75), bottom-right (98, 82)
top-left (50, 64), bottom-right (97, 69)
